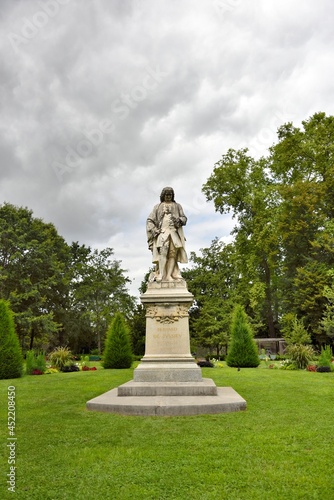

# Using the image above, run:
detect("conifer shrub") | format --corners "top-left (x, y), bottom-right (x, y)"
top-left (25, 351), bottom-right (47, 375)
top-left (284, 315), bottom-right (314, 369)
top-left (226, 305), bottom-right (260, 368)
top-left (316, 345), bottom-right (333, 372)
top-left (103, 312), bottom-right (133, 369)
top-left (0, 299), bottom-right (23, 379)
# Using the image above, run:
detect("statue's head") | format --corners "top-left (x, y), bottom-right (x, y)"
top-left (160, 186), bottom-right (175, 202)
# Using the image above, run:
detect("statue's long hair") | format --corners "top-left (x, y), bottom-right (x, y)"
top-left (160, 186), bottom-right (175, 202)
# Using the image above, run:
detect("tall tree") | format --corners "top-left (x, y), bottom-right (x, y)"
top-left (203, 151), bottom-right (280, 337)
top-left (71, 246), bottom-right (135, 354)
top-left (0, 203), bottom-right (70, 350)
top-left (202, 112), bottom-right (334, 343)
top-left (183, 239), bottom-right (238, 355)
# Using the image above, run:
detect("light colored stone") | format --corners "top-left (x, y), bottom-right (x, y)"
top-left (86, 278), bottom-right (247, 415)
top-left (117, 379), bottom-right (217, 396)
top-left (146, 187), bottom-right (188, 282)
top-left (86, 387), bottom-right (247, 416)
top-left (133, 361), bottom-right (202, 382)
top-left (134, 280), bottom-right (201, 383)
top-left (86, 188), bottom-right (247, 416)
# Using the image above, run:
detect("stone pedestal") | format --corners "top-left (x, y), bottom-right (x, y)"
top-left (86, 280), bottom-right (246, 416)
top-left (134, 280), bottom-right (203, 383)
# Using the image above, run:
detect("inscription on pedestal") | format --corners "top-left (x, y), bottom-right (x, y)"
top-left (137, 281), bottom-right (199, 371)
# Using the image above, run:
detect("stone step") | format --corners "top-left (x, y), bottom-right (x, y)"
top-left (86, 386), bottom-right (247, 416)
top-left (117, 378), bottom-right (218, 397)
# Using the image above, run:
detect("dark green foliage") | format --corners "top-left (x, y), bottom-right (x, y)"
top-left (202, 113), bottom-right (334, 342)
top-left (0, 204), bottom-right (135, 354)
top-left (103, 313), bottom-right (133, 369)
top-left (316, 366), bottom-right (331, 372)
top-left (61, 364), bottom-right (80, 372)
top-left (226, 305), bottom-right (260, 368)
top-left (70, 245), bottom-right (135, 354)
top-left (317, 345), bottom-right (332, 368)
top-left (184, 239), bottom-right (236, 356)
top-left (128, 304), bottom-right (146, 356)
top-left (0, 203), bottom-right (70, 351)
top-left (0, 299), bottom-right (23, 379)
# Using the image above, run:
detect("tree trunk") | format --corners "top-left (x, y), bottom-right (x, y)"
top-left (263, 259), bottom-right (276, 337)
top-left (29, 327), bottom-right (34, 350)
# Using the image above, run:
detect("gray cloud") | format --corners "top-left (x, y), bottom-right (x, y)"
top-left (1, 0), bottom-right (334, 295)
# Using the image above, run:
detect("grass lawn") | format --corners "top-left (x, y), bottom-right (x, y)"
top-left (1, 363), bottom-right (333, 499)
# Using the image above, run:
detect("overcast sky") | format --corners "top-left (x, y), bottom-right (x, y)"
top-left (1, 0), bottom-right (334, 297)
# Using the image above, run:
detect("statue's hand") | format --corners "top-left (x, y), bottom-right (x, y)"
top-left (173, 217), bottom-right (182, 228)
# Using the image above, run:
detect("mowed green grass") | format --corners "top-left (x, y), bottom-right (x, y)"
top-left (1, 364), bottom-right (333, 500)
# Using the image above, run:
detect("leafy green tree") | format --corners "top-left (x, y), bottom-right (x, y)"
top-left (202, 112), bottom-right (334, 342)
top-left (71, 246), bottom-right (135, 354)
top-left (190, 301), bottom-right (229, 357)
top-left (183, 239), bottom-right (239, 354)
top-left (103, 313), bottom-right (133, 369)
top-left (128, 304), bottom-right (146, 356)
top-left (203, 151), bottom-right (280, 337)
top-left (0, 204), bottom-right (136, 354)
top-left (226, 305), bottom-right (260, 368)
top-left (269, 113), bottom-right (334, 336)
top-left (320, 270), bottom-right (334, 343)
top-left (0, 203), bottom-right (70, 350)
top-left (283, 315), bottom-right (312, 346)
top-left (0, 299), bottom-right (23, 379)
top-left (282, 315), bottom-right (314, 369)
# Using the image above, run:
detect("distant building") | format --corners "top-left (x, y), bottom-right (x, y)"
top-left (254, 338), bottom-right (286, 355)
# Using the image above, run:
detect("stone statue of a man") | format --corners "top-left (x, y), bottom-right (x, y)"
top-left (146, 187), bottom-right (188, 282)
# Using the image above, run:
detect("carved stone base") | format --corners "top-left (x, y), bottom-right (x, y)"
top-left (134, 280), bottom-right (201, 382)
top-left (86, 279), bottom-right (247, 416)
top-left (86, 387), bottom-right (247, 416)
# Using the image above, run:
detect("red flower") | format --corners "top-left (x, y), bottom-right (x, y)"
top-left (32, 369), bottom-right (43, 375)
top-left (307, 365), bottom-right (317, 372)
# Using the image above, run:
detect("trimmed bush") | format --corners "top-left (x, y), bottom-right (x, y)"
top-left (316, 366), bottom-right (331, 373)
top-left (226, 305), bottom-right (260, 368)
top-left (0, 299), bottom-right (23, 379)
top-left (61, 364), bottom-right (80, 373)
top-left (103, 313), bottom-right (133, 369)
top-left (197, 360), bottom-right (214, 367)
